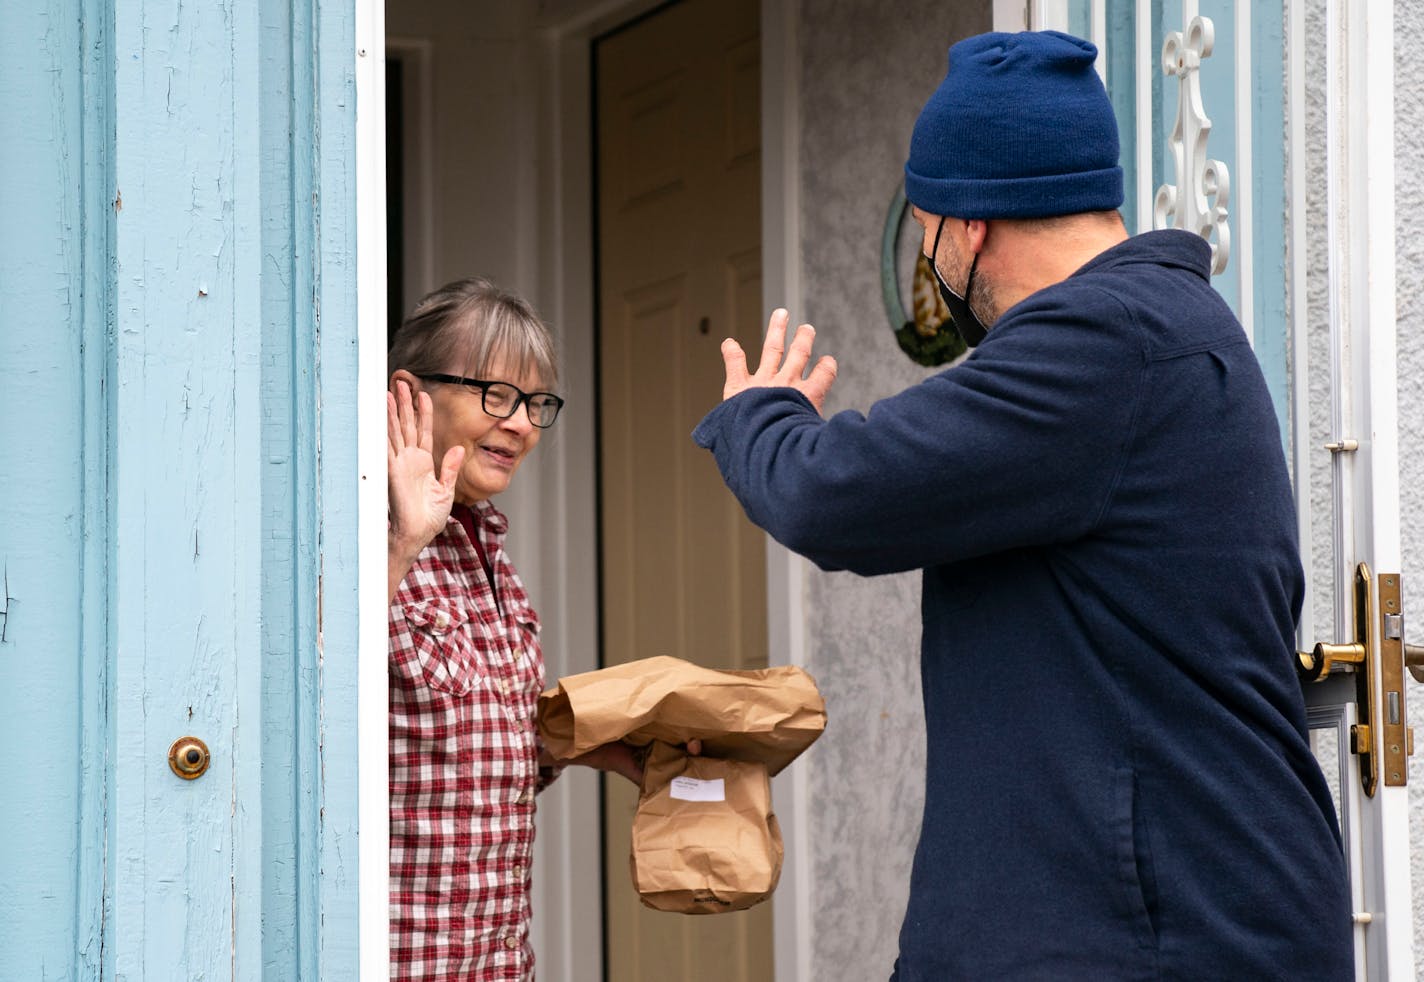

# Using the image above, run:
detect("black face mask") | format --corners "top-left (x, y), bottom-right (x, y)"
top-left (926, 216), bottom-right (989, 348)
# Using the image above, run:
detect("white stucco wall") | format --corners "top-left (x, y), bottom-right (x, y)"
top-left (794, 2), bottom-right (991, 977)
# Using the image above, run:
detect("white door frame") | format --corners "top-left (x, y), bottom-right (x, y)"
top-left (759, 3), bottom-right (815, 979)
top-left (355, 0), bottom-right (391, 977)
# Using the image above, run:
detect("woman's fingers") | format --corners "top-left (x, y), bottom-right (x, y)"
top-left (396, 380), bottom-right (419, 449)
top-left (416, 389), bottom-right (435, 452)
top-left (387, 390), bottom-right (402, 451)
top-left (438, 445), bottom-right (465, 491)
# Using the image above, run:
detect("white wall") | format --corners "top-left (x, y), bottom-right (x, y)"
top-left (386, 2), bottom-right (539, 298)
top-left (384, 0), bottom-right (551, 562)
top-left (792, 2), bottom-right (991, 977)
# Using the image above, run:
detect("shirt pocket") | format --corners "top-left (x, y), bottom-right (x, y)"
top-left (403, 598), bottom-right (486, 695)
top-left (507, 603), bottom-right (544, 686)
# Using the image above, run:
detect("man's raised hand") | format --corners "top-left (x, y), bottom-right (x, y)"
top-left (720, 308), bottom-right (838, 414)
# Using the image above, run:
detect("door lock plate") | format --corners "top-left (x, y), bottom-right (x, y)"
top-left (1298, 566), bottom-right (1415, 794)
top-left (1377, 573), bottom-right (1410, 787)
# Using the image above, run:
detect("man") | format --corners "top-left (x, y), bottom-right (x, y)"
top-left (693, 30), bottom-right (1352, 981)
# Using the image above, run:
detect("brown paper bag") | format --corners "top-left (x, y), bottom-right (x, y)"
top-left (537, 655), bottom-right (826, 774)
top-left (631, 742), bottom-right (782, 914)
top-left (536, 655), bottom-right (825, 915)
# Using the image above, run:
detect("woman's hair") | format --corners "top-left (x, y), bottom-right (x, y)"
top-left (387, 277), bottom-right (558, 387)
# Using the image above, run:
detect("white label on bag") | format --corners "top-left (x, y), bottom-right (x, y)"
top-left (669, 776), bottom-right (726, 802)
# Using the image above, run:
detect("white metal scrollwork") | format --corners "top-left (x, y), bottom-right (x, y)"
top-left (1154, 15), bottom-right (1231, 275)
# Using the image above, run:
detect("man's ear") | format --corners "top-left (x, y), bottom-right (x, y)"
top-left (965, 219), bottom-right (989, 254)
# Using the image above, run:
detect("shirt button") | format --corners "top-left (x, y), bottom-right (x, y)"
top-left (515, 789), bottom-right (531, 804)
top-left (513, 864), bottom-right (525, 878)
top-left (504, 935), bottom-right (519, 950)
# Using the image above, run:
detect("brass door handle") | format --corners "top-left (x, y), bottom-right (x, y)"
top-left (1298, 641), bottom-right (1367, 682)
top-left (1406, 644), bottom-right (1424, 684)
top-left (1296, 563), bottom-right (1388, 795)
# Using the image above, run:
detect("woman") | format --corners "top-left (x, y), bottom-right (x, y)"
top-left (386, 277), bottom-right (637, 981)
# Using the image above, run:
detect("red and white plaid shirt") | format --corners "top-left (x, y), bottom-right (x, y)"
top-left (389, 500), bottom-right (547, 981)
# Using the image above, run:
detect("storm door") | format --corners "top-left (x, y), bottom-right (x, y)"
top-left (1001, 2), bottom-right (1415, 977)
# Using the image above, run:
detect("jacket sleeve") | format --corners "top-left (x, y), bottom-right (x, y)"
top-left (691, 288), bottom-right (1147, 576)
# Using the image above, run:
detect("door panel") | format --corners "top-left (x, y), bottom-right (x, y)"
top-left (595, 0), bottom-right (770, 978)
top-left (0, 1), bottom-right (109, 975)
top-left (0, 1), bottom-right (357, 978)
top-left (109, 0), bottom-right (254, 972)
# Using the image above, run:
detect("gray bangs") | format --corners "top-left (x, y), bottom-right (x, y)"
top-left (456, 300), bottom-right (558, 389)
top-left (388, 277), bottom-right (559, 390)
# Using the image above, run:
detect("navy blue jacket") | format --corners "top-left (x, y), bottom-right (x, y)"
top-left (693, 230), bottom-right (1352, 980)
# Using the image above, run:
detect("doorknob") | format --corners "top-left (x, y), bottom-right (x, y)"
top-left (168, 736), bottom-right (211, 780)
top-left (1295, 564), bottom-right (1416, 794)
top-left (1297, 563), bottom-right (1379, 794)
top-left (1404, 644), bottom-right (1424, 684)
top-left (1298, 640), bottom-right (1366, 681)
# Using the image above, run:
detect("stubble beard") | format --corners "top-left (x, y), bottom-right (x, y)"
top-left (968, 263), bottom-right (1001, 327)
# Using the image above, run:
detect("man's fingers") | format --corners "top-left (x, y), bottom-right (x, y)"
top-left (716, 306), bottom-right (821, 403)
top-left (800, 354), bottom-right (839, 412)
top-left (755, 308), bottom-right (790, 377)
top-left (778, 323), bottom-right (817, 383)
top-left (721, 337), bottom-right (749, 398)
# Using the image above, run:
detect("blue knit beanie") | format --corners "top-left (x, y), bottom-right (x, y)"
top-left (904, 30), bottom-right (1123, 219)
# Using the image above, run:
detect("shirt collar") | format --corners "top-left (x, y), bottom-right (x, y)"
top-left (448, 499), bottom-right (509, 541)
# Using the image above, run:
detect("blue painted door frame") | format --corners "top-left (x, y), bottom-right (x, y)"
top-left (0, 0), bottom-right (364, 978)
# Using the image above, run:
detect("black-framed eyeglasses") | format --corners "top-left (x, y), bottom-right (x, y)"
top-left (417, 374), bottom-right (565, 428)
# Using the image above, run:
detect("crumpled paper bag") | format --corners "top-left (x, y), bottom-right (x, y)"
top-left (537, 655), bottom-right (826, 775)
top-left (631, 741), bottom-right (782, 913)
top-left (536, 655), bottom-right (826, 914)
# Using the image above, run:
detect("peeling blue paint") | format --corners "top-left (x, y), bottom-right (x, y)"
top-left (2, 0), bottom-right (359, 978)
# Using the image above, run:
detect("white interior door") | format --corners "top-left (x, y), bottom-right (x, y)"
top-left (594, 1), bottom-right (772, 977)
top-left (1003, 2), bottom-right (1415, 977)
